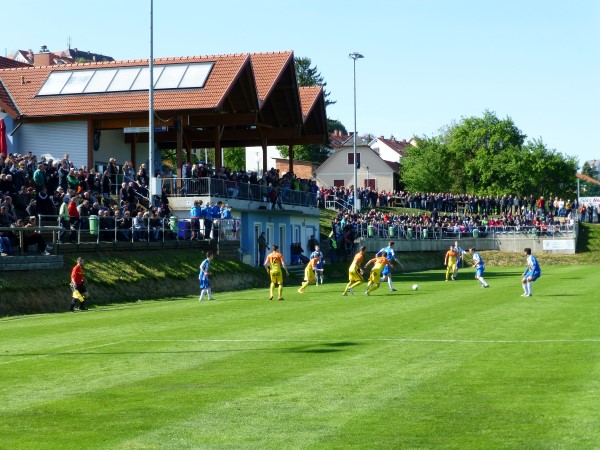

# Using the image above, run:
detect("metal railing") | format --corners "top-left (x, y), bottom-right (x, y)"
top-left (0, 225), bottom-right (60, 256)
top-left (325, 197), bottom-right (353, 211)
top-left (158, 177), bottom-right (318, 208)
top-left (0, 215), bottom-right (241, 255)
top-left (356, 223), bottom-right (577, 240)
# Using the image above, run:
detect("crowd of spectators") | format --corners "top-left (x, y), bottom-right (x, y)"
top-left (0, 151), bottom-right (167, 254)
top-left (1, 150), bottom-right (598, 257)
top-left (328, 199), bottom-right (580, 250)
top-left (177, 163), bottom-right (320, 209)
top-left (323, 189), bottom-right (598, 262)
top-left (321, 186), bottom-right (591, 218)
top-left (0, 151), bottom-right (255, 254)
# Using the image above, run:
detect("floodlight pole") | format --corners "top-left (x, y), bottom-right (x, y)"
top-left (349, 52), bottom-right (364, 214)
top-left (148, 0), bottom-right (156, 206)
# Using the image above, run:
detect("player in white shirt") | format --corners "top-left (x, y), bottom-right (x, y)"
top-left (453, 240), bottom-right (464, 280)
top-left (309, 245), bottom-right (325, 285)
top-left (468, 247), bottom-right (489, 288)
top-left (379, 241), bottom-right (403, 291)
top-left (521, 247), bottom-right (541, 297)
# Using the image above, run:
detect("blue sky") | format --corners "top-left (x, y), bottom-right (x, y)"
top-left (3, 0), bottom-right (598, 166)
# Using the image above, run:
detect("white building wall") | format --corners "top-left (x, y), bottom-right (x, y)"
top-left (370, 139), bottom-right (402, 164)
top-left (315, 146), bottom-right (394, 191)
top-left (93, 129), bottom-right (134, 169)
top-left (18, 121), bottom-right (87, 168)
top-left (245, 145), bottom-right (282, 173)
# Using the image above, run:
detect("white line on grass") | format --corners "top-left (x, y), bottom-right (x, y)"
top-left (126, 338), bottom-right (600, 344)
top-left (0, 340), bottom-right (127, 366)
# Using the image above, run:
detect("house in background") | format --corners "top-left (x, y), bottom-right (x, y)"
top-left (9, 45), bottom-right (113, 66)
top-left (0, 55), bottom-right (31, 69)
top-left (314, 132), bottom-right (410, 193)
top-left (314, 143), bottom-right (397, 193)
top-left (369, 135), bottom-right (413, 163)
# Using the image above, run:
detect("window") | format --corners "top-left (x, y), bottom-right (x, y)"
top-left (347, 152), bottom-right (360, 166)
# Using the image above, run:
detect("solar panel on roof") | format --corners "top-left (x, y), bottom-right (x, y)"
top-left (37, 62), bottom-right (214, 96)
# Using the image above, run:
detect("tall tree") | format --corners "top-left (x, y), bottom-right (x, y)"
top-left (581, 161), bottom-right (597, 179)
top-left (223, 147), bottom-right (246, 171)
top-left (295, 56), bottom-right (335, 106)
top-left (277, 144), bottom-right (330, 164)
top-left (327, 118), bottom-right (347, 134)
top-left (279, 56), bottom-right (345, 164)
top-left (401, 111), bottom-right (578, 198)
top-left (401, 136), bottom-right (455, 193)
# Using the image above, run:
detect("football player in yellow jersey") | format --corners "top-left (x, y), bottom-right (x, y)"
top-left (342, 245), bottom-right (367, 296)
top-left (298, 254), bottom-right (322, 293)
top-left (264, 244), bottom-right (289, 300)
top-left (363, 251), bottom-right (393, 295)
top-left (444, 245), bottom-right (458, 281)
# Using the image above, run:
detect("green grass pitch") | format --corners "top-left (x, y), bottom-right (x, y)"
top-left (2, 265), bottom-right (599, 449)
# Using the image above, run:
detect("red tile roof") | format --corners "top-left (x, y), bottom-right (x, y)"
top-left (250, 51), bottom-right (294, 105)
top-left (0, 56), bottom-right (31, 69)
top-left (0, 53), bottom-right (257, 118)
top-left (329, 130), bottom-right (350, 148)
top-left (299, 86), bottom-right (322, 119)
top-left (376, 136), bottom-right (412, 156)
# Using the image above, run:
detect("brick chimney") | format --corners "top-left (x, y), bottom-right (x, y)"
top-left (33, 45), bottom-right (52, 66)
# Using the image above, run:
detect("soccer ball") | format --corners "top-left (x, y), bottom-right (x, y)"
top-left (412, 284), bottom-right (419, 291)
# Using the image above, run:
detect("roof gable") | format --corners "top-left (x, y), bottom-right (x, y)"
top-left (0, 79), bottom-right (19, 118)
top-left (315, 145), bottom-right (392, 175)
top-left (299, 86), bottom-right (327, 143)
top-left (369, 136), bottom-right (411, 156)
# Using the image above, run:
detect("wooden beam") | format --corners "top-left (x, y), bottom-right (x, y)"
top-left (93, 117), bottom-right (175, 129)
top-left (186, 126), bottom-right (300, 142)
top-left (131, 133), bottom-right (138, 170)
top-left (186, 112), bottom-right (257, 127)
top-left (87, 119), bottom-right (94, 170)
top-left (262, 142), bottom-right (268, 173)
top-left (288, 145), bottom-right (294, 175)
top-left (214, 126), bottom-right (222, 170)
top-left (176, 115), bottom-right (184, 184)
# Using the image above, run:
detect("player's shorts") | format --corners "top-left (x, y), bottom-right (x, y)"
top-left (447, 262), bottom-right (457, 272)
top-left (270, 271), bottom-right (283, 285)
top-left (74, 283), bottom-right (87, 294)
top-left (304, 267), bottom-right (316, 284)
top-left (349, 267), bottom-right (363, 283)
top-left (525, 270), bottom-right (541, 281)
top-left (199, 278), bottom-right (210, 289)
top-left (381, 265), bottom-right (391, 277)
top-left (475, 266), bottom-right (485, 278)
top-left (369, 268), bottom-right (382, 284)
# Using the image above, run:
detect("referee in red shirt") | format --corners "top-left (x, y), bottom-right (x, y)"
top-left (70, 257), bottom-right (90, 312)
